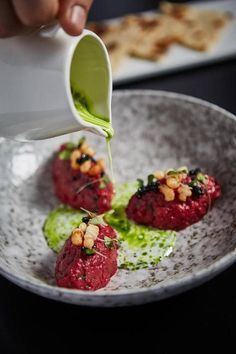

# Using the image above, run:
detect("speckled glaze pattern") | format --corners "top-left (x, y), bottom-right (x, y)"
top-left (0, 90), bottom-right (236, 307)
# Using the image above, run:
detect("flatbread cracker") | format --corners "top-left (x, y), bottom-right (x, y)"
top-left (121, 15), bottom-right (182, 61)
top-left (160, 2), bottom-right (232, 51)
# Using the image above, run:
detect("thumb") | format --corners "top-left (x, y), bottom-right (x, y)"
top-left (58, 0), bottom-right (93, 36)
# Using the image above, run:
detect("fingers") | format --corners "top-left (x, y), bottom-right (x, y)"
top-left (0, 0), bottom-right (25, 37)
top-left (0, 0), bottom-right (92, 38)
top-left (12, 0), bottom-right (59, 27)
top-left (58, 0), bottom-right (93, 36)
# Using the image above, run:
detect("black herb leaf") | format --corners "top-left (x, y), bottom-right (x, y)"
top-left (147, 174), bottom-right (155, 185)
top-left (137, 178), bottom-right (144, 188)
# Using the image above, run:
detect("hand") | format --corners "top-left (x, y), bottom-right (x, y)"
top-left (0, 0), bottom-right (93, 38)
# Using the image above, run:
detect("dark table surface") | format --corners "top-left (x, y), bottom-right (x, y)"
top-left (1, 1), bottom-right (236, 352)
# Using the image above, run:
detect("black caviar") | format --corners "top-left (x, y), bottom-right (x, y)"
top-left (82, 216), bottom-right (90, 224)
top-left (76, 154), bottom-right (91, 165)
top-left (137, 180), bottom-right (160, 198)
top-left (192, 185), bottom-right (204, 198)
top-left (189, 168), bottom-right (201, 177)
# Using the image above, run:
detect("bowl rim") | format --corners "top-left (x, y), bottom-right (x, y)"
top-left (0, 89), bottom-right (235, 298)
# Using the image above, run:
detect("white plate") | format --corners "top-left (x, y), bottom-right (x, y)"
top-left (105, 0), bottom-right (236, 85)
top-left (0, 90), bottom-right (236, 307)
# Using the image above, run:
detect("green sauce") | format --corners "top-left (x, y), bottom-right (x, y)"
top-left (43, 182), bottom-right (176, 270)
top-left (43, 205), bottom-right (86, 253)
top-left (72, 89), bottom-right (114, 181)
top-left (105, 183), bottom-right (176, 270)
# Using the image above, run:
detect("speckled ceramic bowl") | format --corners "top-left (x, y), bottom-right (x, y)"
top-left (0, 90), bottom-right (236, 307)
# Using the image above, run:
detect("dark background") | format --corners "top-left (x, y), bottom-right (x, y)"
top-left (1, 1), bottom-right (236, 352)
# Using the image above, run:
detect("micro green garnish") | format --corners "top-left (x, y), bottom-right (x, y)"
top-left (58, 142), bottom-right (77, 160)
top-left (58, 149), bottom-right (72, 160)
top-left (65, 142), bottom-right (76, 150)
top-left (147, 174), bottom-right (155, 185)
top-left (104, 236), bottom-right (114, 249)
top-left (196, 173), bottom-right (206, 183)
top-left (84, 248), bottom-right (96, 255)
top-left (80, 208), bottom-right (106, 225)
top-left (166, 169), bottom-right (178, 176)
top-left (167, 167), bottom-right (188, 176)
top-left (137, 178), bottom-right (144, 188)
top-left (89, 215), bottom-right (106, 226)
top-left (78, 136), bottom-right (86, 147)
top-left (80, 208), bottom-right (96, 218)
top-left (177, 166), bottom-right (188, 173)
top-left (99, 175), bottom-right (110, 189)
top-left (188, 180), bottom-right (198, 188)
top-left (76, 178), bottom-right (103, 194)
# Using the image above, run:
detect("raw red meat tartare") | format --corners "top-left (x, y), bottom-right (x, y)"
top-left (55, 214), bottom-right (118, 291)
top-left (52, 138), bottom-right (113, 214)
top-left (126, 167), bottom-right (221, 231)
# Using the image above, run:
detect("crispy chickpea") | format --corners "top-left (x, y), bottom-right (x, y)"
top-left (154, 170), bottom-right (165, 180)
top-left (70, 149), bottom-right (81, 170)
top-left (79, 222), bottom-right (87, 232)
top-left (83, 147), bottom-right (95, 157)
top-left (159, 185), bottom-right (175, 201)
top-left (88, 164), bottom-right (102, 176)
top-left (85, 224), bottom-right (99, 240)
top-left (97, 159), bottom-right (106, 170)
top-left (83, 237), bottom-right (94, 249)
top-left (71, 228), bottom-right (84, 246)
top-left (80, 141), bottom-right (89, 153)
top-left (177, 185), bottom-right (192, 202)
top-left (166, 177), bottom-right (180, 189)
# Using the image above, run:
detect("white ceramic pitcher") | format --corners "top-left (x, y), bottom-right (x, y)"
top-left (0, 28), bottom-right (112, 141)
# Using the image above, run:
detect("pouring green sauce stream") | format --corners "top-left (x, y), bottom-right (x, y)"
top-left (71, 88), bottom-right (114, 180)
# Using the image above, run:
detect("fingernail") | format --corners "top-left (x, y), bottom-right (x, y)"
top-left (71, 5), bottom-right (86, 26)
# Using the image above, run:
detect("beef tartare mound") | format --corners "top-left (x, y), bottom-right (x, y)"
top-left (126, 167), bottom-right (221, 231)
top-left (52, 138), bottom-right (113, 213)
top-left (55, 213), bottom-right (118, 291)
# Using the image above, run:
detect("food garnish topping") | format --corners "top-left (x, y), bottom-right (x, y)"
top-left (136, 167), bottom-right (208, 202)
top-left (58, 137), bottom-right (106, 176)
